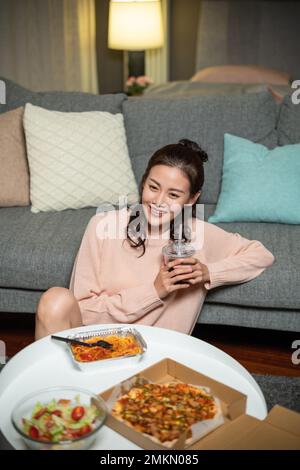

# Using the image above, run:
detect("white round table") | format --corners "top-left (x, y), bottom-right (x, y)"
top-left (0, 324), bottom-right (267, 450)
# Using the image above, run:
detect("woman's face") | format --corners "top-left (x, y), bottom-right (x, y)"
top-left (141, 164), bottom-right (200, 232)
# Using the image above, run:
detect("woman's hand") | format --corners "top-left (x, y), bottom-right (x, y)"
top-left (154, 260), bottom-right (194, 300)
top-left (154, 257), bottom-right (211, 300)
top-left (172, 257), bottom-right (210, 286)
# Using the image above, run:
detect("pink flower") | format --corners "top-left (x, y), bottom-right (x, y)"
top-left (136, 75), bottom-right (152, 87)
top-left (126, 76), bottom-right (136, 86)
top-left (126, 75), bottom-right (153, 95)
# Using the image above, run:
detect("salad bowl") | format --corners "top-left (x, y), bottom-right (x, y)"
top-left (11, 386), bottom-right (107, 450)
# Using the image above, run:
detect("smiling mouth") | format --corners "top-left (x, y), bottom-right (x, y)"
top-left (149, 205), bottom-right (168, 217)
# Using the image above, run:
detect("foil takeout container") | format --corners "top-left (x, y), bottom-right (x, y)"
top-left (66, 327), bottom-right (147, 372)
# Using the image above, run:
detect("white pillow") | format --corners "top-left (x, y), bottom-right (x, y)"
top-left (23, 103), bottom-right (139, 212)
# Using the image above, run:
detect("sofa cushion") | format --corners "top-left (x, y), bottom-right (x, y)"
top-left (0, 207), bottom-right (95, 290)
top-left (0, 107), bottom-right (30, 206)
top-left (0, 288), bottom-right (43, 314)
top-left (0, 77), bottom-right (40, 113)
top-left (200, 303), bottom-right (300, 332)
top-left (204, 205), bottom-right (300, 310)
top-left (123, 92), bottom-right (278, 204)
top-left (0, 77), bottom-right (127, 114)
top-left (145, 81), bottom-right (290, 101)
top-left (38, 91), bottom-right (127, 113)
top-left (23, 103), bottom-right (138, 212)
top-left (277, 93), bottom-right (300, 145)
top-left (208, 134), bottom-right (300, 224)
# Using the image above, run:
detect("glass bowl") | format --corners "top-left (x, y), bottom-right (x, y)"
top-left (11, 386), bottom-right (107, 450)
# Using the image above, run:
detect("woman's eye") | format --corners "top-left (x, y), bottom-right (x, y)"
top-left (170, 193), bottom-right (179, 199)
top-left (149, 185), bottom-right (158, 191)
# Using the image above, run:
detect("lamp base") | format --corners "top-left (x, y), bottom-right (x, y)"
top-left (128, 51), bottom-right (145, 77)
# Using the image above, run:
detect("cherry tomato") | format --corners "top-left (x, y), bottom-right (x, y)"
top-left (67, 428), bottom-right (83, 439)
top-left (71, 406), bottom-right (85, 421)
top-left (79, 424), bottom-right (92, 436)
top-left (29, 425), bottom-right (39, 439)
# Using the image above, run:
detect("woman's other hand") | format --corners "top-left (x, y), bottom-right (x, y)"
top-left (171, 257), bottom-right (210, 286)
top-left (154, 260), bottom-right (194, 299)
top-left (154, 257), bottom-right (210, 300)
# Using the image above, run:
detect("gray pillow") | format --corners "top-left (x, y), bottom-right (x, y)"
top-left (277, 93), bottom-right (300, 145)
top-left (123, 92), bottom-right (278, 204)
top-left (0, 76), bottom-right (127, 114)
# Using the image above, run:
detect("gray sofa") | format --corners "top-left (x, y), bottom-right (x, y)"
top-left (0, 78), bottom-right (299, 332)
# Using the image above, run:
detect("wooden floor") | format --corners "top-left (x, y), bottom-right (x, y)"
top-left (1, 313), bottom-right (299, 377)
top-left (193, 324), bottom-right (300, 377)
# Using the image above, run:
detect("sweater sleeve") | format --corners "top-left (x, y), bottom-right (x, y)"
top-left (203, 222), bottom-right (275, 290)
top-left (70, 214), bottom-right (163, 323)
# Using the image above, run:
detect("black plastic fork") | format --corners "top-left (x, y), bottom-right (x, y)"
top-left (51, 335), bottom-right (113, 349)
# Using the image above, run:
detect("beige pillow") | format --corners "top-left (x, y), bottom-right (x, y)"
top-left (191, 65), bottom-right (291, 85)
top-left (0, 107), bottom-right (30, 206)
top-left (23, 103), bottom-right (139, 212)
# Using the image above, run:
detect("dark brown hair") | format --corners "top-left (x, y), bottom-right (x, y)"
top-left (126, 139), bottom-right (208, 256)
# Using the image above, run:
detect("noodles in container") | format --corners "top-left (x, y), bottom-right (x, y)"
top-left (67, 327), bottom-right (147, 371)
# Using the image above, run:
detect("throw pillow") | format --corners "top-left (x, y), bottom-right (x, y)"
top-left (191, 65), bottom-right (291, 85)
top-left (23, 103), bottom-right (139, 213)
top-left (208, 133), bottom-right (300, 224)
top-left (0, 107), bottom-right (30, 206)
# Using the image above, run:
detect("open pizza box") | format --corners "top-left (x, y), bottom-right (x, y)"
top-left (100, 357), bottom-right (300, 450)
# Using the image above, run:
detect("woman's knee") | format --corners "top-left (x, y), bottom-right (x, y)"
top-left (37, 287), bottom-right (76, 322)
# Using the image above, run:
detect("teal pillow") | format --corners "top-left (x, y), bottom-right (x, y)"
top-left (208, 133), bottom-right (300, 224)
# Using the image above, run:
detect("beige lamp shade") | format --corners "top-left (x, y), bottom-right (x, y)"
top-left (108, 0), bottom-right (164, 50)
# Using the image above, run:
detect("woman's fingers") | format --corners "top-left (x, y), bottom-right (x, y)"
top-left (171, 266), bottom-right (207, 285)
top-left (169, 283), bottom-right (190, 292)
top-left (185, 275), bottom-right (202, 285)
top-left (171, 272), bottom-right (195, 284)
top-left (167, 257), bottom-right (197, 269)
top-left (169, 266), bottom-right (193, 277)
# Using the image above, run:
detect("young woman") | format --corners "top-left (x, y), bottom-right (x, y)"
top-left (35, 139), bottom-right (275, 339)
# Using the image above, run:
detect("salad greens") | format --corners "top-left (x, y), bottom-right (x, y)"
top-left (22, 395), bottom-right (100, 443)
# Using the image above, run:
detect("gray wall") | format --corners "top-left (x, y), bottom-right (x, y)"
top-left (170, 0), bottom-right (201, 81)
top-left (195, 0), bottom-right (300, 80)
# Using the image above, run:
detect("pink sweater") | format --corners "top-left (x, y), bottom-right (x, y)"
top-left (70, 208), bottom-right (274, 334)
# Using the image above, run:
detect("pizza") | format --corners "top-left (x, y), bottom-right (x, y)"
top-left (111, 382), bottom-right (219, 446)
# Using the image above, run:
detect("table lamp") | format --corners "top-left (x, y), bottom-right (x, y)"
top-left (108, 0), bottom-right (164, 85)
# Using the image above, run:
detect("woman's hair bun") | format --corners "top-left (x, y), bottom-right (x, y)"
top-left (178, 138), bottom-right (208, 163)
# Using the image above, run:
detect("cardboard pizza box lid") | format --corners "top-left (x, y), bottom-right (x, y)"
top-left (266, 405), bottom-right (300, 437)
top-left (191, 406), bottom-right (300, 450)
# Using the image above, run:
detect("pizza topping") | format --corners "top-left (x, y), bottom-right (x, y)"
top-left (111, 382), bottom-right (218, 444)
